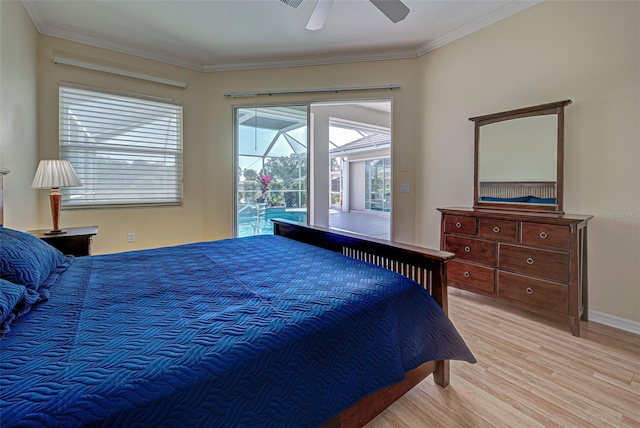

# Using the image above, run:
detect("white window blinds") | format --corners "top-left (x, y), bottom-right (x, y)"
top-left (59, 84), bottom-right (183, 208)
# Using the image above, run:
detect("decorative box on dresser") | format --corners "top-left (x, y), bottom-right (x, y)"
top-left (438, 207), bottom-right (591, 336)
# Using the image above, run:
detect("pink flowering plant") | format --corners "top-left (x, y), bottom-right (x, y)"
top-left (259, 174), bottom-right (272, 194)
top-left (257, 174), bottom-right (273, 204)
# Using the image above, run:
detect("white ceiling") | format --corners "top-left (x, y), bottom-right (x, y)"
top-left (22, 0), bottom-right (540, 72)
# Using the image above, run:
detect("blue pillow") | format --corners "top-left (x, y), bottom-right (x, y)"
top-left (0, 279), bottom-right (25, 334)
top-left (0, 278), bottom-right (40, 335)
top-left (0, 279), bottom-right (26, 330)
top-left (0, 227), bottom-right (66, 291)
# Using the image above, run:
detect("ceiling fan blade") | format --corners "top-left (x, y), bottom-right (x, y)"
top-left (369, 0), bottom-right (410, 23)
top-left (306, 0), bottom-right (335, 31)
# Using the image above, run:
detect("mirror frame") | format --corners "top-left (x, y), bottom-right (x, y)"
top-left (470, 100), bottom-right (572, 214)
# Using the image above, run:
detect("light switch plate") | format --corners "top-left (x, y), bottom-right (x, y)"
top-left (400, 184), bottom-right (409, 193)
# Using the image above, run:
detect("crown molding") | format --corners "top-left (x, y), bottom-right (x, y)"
top-left (416, 0), bottom-right (542, 57)
top-left (203, 47), bottom-right (418, 72)
top-left (22, 0), bottom-right (541, 73)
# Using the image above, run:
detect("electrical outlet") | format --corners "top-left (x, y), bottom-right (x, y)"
top-left (400, 161), bottom-right (408, 172)
top-left (127, 233), bottom-right (135, 243)
top-left (400, 184), bottom-right (410, 193)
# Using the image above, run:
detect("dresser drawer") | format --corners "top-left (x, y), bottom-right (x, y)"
top-left (521, 222), bottom-right (570, 250)
top-left (498, 244), bottom-right (569, 283)
top-left (445, 236), bottom-right (496, 265)
top-left (448, 260), bottom-right (495, 292)
top-left (498, 271), bottom-right (568, 314)
top-left (479, 219), bottom-right (518, 242)
top-left (444, 215), bottom-right (476, 235)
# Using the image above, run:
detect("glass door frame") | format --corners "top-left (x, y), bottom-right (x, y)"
top-left (233, 102), bottom-right (310, 238)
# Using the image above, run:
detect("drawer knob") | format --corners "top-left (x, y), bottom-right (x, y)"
top-left (455, 222), bottom-right (462, 228)
top-left (525, 287), bottom-right (534, 295)
top-left (464, 271), bottom-right (470, 278)
top-left (464, 246), bottom-right (471, 253)
top-left (493, 226), bottom-right (500, 233)
top-left (526, 257), bottom-right (534, 265)
top-left (540, 232), bottom-right (548, 239)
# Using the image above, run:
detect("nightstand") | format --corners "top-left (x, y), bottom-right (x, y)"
top-left (27, 226), bottom-right (98, 257)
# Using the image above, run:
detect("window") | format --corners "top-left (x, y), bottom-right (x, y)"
top-left (59, 83), bottom-right (183, 208)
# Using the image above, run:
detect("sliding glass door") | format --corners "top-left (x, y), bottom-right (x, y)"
top-left (234, 105), bottom-right (308, 237)
top-left (233, 100), bottom-right (391, 240)
top-left (365, 158), bottom-right (391, 212)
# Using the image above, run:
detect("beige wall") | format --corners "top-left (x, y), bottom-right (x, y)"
top-left (415, 1), bottom-right (640, 322)
top-left (0, 0), bottom-right (39, 229)
top-left (36, 36), bottom-right (206, 254)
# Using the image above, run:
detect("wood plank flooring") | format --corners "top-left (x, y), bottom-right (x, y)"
top-left (366, 289), bottom-right (640, 427)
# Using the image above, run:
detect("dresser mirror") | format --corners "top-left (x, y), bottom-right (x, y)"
top-left (470, 100), bottom-right (571, 213)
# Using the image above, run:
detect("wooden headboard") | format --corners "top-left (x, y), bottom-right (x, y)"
top-left (0, 169), bottom-right (9, 226)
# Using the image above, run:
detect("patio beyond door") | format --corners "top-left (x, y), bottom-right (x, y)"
top-left (313, 100), bottom-right (392, 240)
top-left (234, 105), bottom-right (308, 238)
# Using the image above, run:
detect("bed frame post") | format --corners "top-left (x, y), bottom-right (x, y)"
top-left (431, 262), bottom-right (451, 387)
top-left (431, 261), bottom-right (448, 315)
top-left (0, 169), bottom-right (9, 227)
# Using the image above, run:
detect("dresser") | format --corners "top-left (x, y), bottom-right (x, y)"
top-left (438, 207), bottom-right (591, 336)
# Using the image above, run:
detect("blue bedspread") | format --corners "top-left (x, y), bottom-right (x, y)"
top-left (1, 235), bottom-right (474, 427)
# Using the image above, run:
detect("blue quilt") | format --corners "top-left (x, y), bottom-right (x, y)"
top-left (0, 235), bottom-right (474, 427)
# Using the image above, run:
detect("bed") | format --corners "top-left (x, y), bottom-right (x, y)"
top-left (0, 184), bottom-right (474, 426)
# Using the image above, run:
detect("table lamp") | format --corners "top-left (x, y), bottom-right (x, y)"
top-left (31, 160), bottom-right (82, 234)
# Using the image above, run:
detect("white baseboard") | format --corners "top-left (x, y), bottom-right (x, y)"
top-left (589, 310), bottom-right (640, 336)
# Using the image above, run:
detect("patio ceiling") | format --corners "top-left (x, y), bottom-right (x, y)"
top-left (237, 105), bottom-right (390, 167)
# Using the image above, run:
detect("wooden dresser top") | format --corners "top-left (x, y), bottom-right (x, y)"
top-left (438, 207), bottom-right (592, 225)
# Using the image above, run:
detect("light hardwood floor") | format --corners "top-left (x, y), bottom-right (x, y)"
top-left (367, 289), bottom-right (640, 428)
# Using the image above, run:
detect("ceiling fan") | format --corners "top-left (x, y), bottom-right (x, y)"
top-left (280, 0), bottom-right (410, 31)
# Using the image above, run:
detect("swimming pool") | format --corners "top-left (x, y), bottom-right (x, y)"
top-left (238, 209), bottom-right (307, 237)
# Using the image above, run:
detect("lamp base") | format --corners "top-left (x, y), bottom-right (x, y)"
top-left (44, 230), bottom-right (66, 235)
top-left (49, 189), bottom-right (62, 235)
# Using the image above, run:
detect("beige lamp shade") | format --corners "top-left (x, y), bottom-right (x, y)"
top-left (31, 160), bottom-right (82, 189)
top-left (31, 160), bottom-right (82, 233)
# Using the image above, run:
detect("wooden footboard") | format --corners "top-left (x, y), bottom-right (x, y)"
top-left (272, 219), bottom-right (455, 427)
